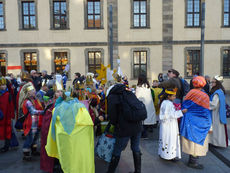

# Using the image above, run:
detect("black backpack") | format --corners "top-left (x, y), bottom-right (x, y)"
top-left (119, 90), bottom-right (147, 122)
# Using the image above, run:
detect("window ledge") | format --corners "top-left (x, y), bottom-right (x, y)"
top-left (19, 28), bottom-right (39, 31)
top-left (221, 26), bottom-right (230, 28)
top-left (184, 26), bottom-right (201, 29)
top-left (50, 28), bottom-right (70, 30)
top-left (130, 26), bottom-right (150, 29)
top-left (0, 29), bottom-right (6, 31)
top-left (223, 76), bottom-right (230, 79)
top-left (84, 27), bottom-right (104, 30)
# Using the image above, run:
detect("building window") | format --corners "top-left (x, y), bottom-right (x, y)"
top-left (0, 1), bottom-right (5, 30)
top-left (224, 0), bottom-right (230, 26)
top-left (223, 50), bottom-right (230, 76)
top-left (133, 51), bottom-right (147, 78)
top-left (132, 0), bottom-right (147, 28)
top-left (22, 1), bottom-right (36, 29)
top-left (0, 52), bottom-right (6, 76)
top-left (87, 0), bottom-right (101, 28)
top-left (24, 52), bottom-right (38, 73)
top-left (54, 52), bottom-right (68, 74)
top-left (53, 1), bottom-right (67, 29)
top-left (88, 51), bottom-right (101, 73)
top-left (186, 0), bottom-right (201, 27)
top-left (185, 50), bottom-right (200, 77)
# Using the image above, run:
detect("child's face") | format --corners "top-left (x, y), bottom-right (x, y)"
top-left (168, 94), bottom-right (176, 101)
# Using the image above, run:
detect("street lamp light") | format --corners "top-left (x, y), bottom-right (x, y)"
top-left (200, 0), bottom-right (205, 76)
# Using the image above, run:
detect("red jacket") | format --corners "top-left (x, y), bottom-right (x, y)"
top-left (0, 91), bottom-right (14, 140)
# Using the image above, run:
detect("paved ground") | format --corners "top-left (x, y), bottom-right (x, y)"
top-left (0, 94), bottom-right (229, 173)
top-left (0, 127), bottom-right (230, 173)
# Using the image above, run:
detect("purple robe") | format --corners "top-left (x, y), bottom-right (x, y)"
top-left (40, 102), bottom-right (55, 173)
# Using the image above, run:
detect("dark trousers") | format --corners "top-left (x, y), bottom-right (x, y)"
top-left (112, 132), bottom-right (141, 157)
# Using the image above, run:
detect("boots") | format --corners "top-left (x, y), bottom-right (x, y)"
top-left (23, 151), bottom-right (32, 161)
top-left (130, 152), bottom-right (141, 173)
top-left (0, 139), bottom-right (10, 153)
top-left (187, 155), bottom-right (204, 169)
top-left (31, 145), bottom-right (40, 156)
top-left (107, 155), bottom-right (120, 173)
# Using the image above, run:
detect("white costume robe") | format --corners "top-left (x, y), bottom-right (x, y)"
top-left (136, 85), bottom-right (156, 125)
top-left (158, 100), bottom-right (183, 160)
top-left (209, 94), bottom-right (227, 147)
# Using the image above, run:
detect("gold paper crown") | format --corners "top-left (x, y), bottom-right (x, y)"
top-left (21, 71), bottom-right (32, 82)
top-left (165, 88), bottom-right (178, 95)
top-left (0, 77), bottom-right (6, 86)
top-left (86, 75), bottom-right (94, 86)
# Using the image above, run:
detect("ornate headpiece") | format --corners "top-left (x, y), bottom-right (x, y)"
top-left (53, 74), bottom-right (64, 91)
top-left (21, 71), bottom-right (32, 82)
top-left (0, 77), bottom-right (6, 86)
top-left (165, 88), bottom-right (178, 95)
top-left (214, 75), bottom-right (224, 83)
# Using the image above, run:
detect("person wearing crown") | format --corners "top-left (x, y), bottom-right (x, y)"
top-left (0, 77), bottom-right (15, 153)
top-left (45, 87), bottom-right (94, 173)
top-left (180, 76), bottom-right (212, 169)
top-left (209, 75), bottom-right (228, 147)
top-left (158, 88), bottom-right (187, 161)
top-left (40, 74), bottom-right (64, 173)
top-left (21, 83), bottom-right (44, 161)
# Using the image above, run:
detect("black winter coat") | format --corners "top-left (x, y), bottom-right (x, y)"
top-left (107, 84), bottom-right (142, 137)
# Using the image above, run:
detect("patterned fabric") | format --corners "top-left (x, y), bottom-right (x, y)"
top-left (95, 133), bottom-right (116, 162)
top-left (184, 89), bottom-right (209, 109)
top-left (192, 76), bottom-right (206, 88)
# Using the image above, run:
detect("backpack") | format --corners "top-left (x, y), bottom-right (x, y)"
top-left (180, 78), bottom-right (190, 97)
top-left (119, 90), bottom-right (147, 122)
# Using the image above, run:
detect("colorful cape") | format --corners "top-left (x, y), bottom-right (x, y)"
top-left (210, 89), bottom-right (227, 124)
top-left (180, 89), bottom-right (212, 145)
top-left (45, 98), bottom-right (95, 173)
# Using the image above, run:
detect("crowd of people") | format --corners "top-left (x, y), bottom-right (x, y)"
top-left (0, 68), bottom-right (229, 173)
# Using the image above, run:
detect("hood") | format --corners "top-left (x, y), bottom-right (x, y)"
top-left (108, 84), bottom-right (126, 96)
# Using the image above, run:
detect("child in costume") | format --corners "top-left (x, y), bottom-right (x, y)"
top-left (40, 75), bottom-right (64, 173)
top-left (45, 91), bottom-right (95, 173)
top-left (21, 83), bottom-right (43, 161)
top-left (158, 88), bottom-right (187, 160)
top-left (0, 77), bottom-right (14, 152)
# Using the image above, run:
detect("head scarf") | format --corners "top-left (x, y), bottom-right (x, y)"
top-left (192, 76), bottom-right (206, 88)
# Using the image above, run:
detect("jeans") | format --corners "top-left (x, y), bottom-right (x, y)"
top-left (23, 129), bottom-right (39, 151)
top-left (112, 132), bottom-right (141, 157)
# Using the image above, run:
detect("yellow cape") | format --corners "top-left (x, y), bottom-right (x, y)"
top-left (45, 107), bottom-right (95, 173)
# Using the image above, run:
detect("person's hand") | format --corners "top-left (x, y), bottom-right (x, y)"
top-left (98, 116), bottom-right (104, 121)
top-left (182, 109), bottom-right (188, 114)
top-left (208, 131), bottom-right (213, 134)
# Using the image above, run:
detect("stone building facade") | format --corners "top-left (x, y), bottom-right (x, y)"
top-left (0, 0), bottom-right (230, 90)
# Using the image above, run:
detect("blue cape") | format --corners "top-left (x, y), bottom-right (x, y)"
top-left (210, 89), bottom-right (226, 124)
top-left (180, 100), bottom-right (212, 145)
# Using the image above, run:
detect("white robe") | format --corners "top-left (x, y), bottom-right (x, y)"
top-left (209, 94), bottom-right (227, 147)
top-left (136, 85), bottom-right (156, 125)
top-left (158, 100), bottom-right (183, 160)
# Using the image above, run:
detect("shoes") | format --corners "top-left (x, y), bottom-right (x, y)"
top-left (187, 162), bottom-right (204, 169)
top-left (187, 155), bottom-right (204, 169)
top-left (107, 155), bottom-right (120, 173)
top-left (23, 151), bottom-right (32, 161)
top-left (0, 147), bottom-right (9, 153)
